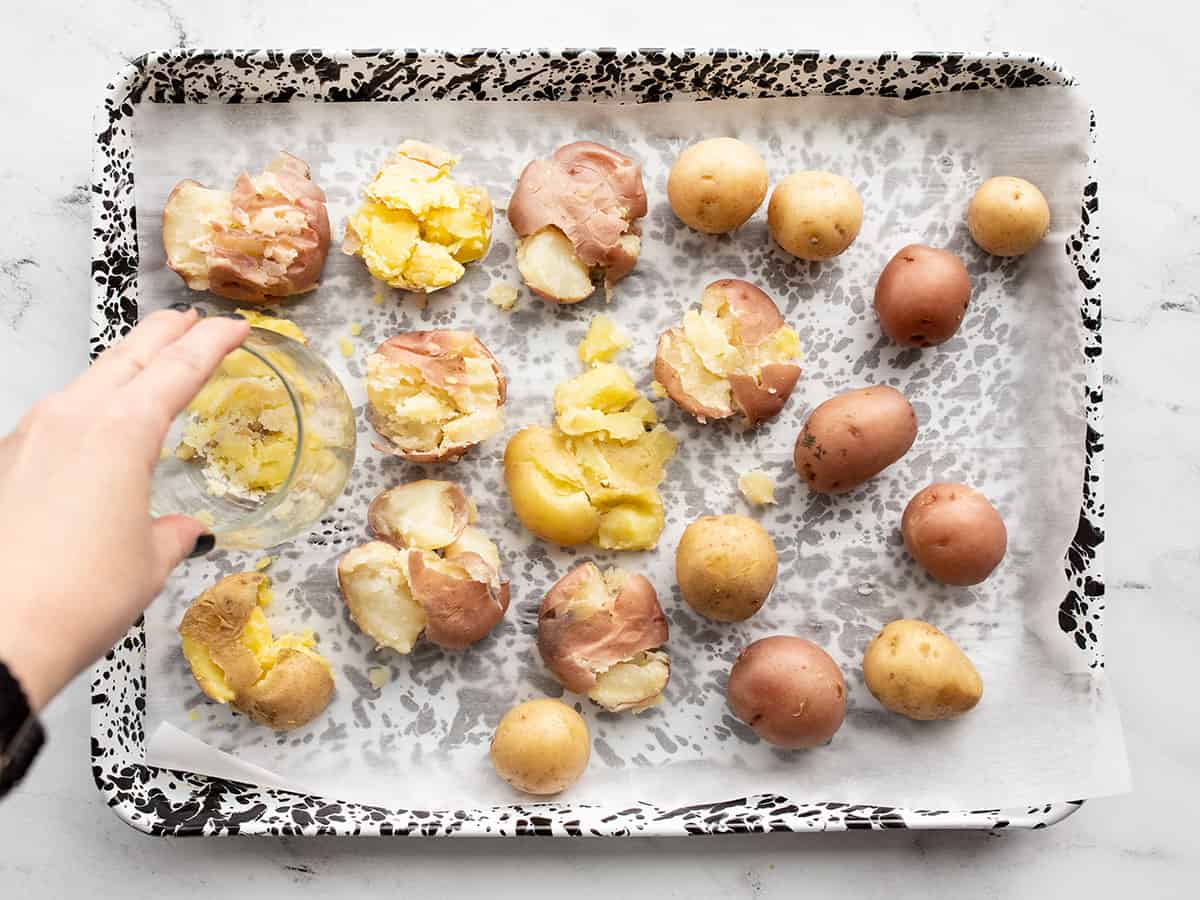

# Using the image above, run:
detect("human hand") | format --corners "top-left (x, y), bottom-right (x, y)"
top-left (0, 309), bottom-right (250, 711)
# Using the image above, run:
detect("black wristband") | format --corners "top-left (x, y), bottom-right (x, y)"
top-left (0, 660), bottom-right (45, 797)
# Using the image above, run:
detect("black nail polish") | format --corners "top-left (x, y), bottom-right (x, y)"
top-left (188, 534), bottom-right (216, 558)
top-left (168, 302), bottom-right (193, 312)
top-left (218, 312), bottom-right (246, 320)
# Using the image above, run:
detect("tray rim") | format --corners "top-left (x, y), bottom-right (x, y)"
top-left (88, 47), bottom-right (1102, 837)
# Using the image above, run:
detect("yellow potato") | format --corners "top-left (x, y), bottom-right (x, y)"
top-left (675, 514), bottom-right (777, 622)
top-left (490, 698), bottom-right (591, 795)
top-left (767, 171), bottom-right (862, 261)
top-left (504, 426), bottom-right (601, 546)
top-left (667, 137), bottom-right (768, 234)
top-left (967, 176), bottom-right (1050, 257)
top-left (862, 619), bottom-right (983, 721)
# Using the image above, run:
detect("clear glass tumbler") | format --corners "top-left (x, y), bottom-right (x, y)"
top-left (151, 327), bottom-right (356, 550)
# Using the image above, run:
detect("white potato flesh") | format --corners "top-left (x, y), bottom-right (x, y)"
top-left (516, 226), bottom-right (594, 303)
top-left (444, 525), bottom-right (502, 572)
top-left (338, 542), bottom-right (426, 654)
top-left (588, 649), bottom-right (669, 713)
top-left (372, 481), bottom-right (466, 550)
top-left (162, 182), bottom-right (234, 287)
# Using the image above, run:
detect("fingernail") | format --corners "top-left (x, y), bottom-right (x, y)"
top-left (218, 312), bottom-right (246, 320)
top-left (168, 302), bottom-right (193, 312)
top-left (188, 534), bottom-right (216, 558)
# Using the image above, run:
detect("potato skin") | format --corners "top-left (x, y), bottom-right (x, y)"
top-left (902, 482), bottom-right (1007, 586)
top-left (676, 515), bottom-right (778, 622)
top-left (727, 636), bottom-right (846, 749)
top-left (862, 619), bottom-right (983, 720)
top-left (667, 138), bottom-right (768, 234)
top-left (793, 385), bottom-right (917, 494)
top-left (767, 171), bottom-right (863, 261)
top-left (235, 650), bottom-right (335, 731)
top-left (967, 176), bottom-right (1050, 257)
top-left (874, 245), bottom-right (971, 347)
top-left (490, 698), bottom-right (591, 795)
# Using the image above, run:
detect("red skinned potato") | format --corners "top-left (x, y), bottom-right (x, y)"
top-left (162, 151), bottom-right (331, 304)
top-left (366, 330), bottom-right (507, 462)
top-left (654, 279), bottom-right (802, 426)
top-left (538, 563), bottom-right (670, 713)
top-left (874, 245), bottom-right (971, 347)
top-left (508, 141), bottom-right (647, 303)
top-left (901, 482), bottom-right (1007, 585)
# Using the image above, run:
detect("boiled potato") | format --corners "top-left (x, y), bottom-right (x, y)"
top-left (767, 171), bottom-right (862, 261)
top-left (667, 137), bottom-right (768, 234)
top-left (793, 385), bottom-right (917, 494)
top-left (874, 244), bottom-right (971, 347)
top-left (490, 698), bottom-right (591, 795)
top-left (676, 514), bottom-right (777, 622)
top-left (967, 176), bottom-right (1050, 257)
top-left (726, 636), bottom-right (846, 749)
top-left (862, 619), bottom-right (983, 720)
top-left (902, 482), bottom-right (1007, 585)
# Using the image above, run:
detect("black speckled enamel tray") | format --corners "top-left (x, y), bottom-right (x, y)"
top-left (89, 49), bottom-right (1102, 836)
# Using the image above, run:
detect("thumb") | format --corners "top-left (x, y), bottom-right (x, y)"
top-left (151, 514), bottom-right (214, 579)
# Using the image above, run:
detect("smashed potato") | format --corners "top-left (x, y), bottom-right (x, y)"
top-left (538, 563), bottom-right (670, 713)
top-left (179, 572), bottom-right (334, 731)
top-left (338, 481), bottom-right (509, 652)
top-left (162, 151), bottom-right (331, 304)
top-left (655, 279), bottom-right (801, 425)
top-left (343, 141), bottom-right (493, 293)
top-left (366, 331), bottom-right (506, 462)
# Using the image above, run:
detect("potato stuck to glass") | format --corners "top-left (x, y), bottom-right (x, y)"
top-left (538, 562), bottom-right (670, 714)
top-left (874, 245), bottom-right (971, 347)
top-left (676, 514), bottom-right (778, 622)
top-left (179, 572), bottom-right (334, 731)
top-left (366, 330), bottom-right (506, 462)
top-left (667, 137), bottom-right (768, 234)
top-left (862, 619), bottom-right (983, 720)
top-left (508, 141), bottom-right (647, 303)
top-left (767, 170), bottom-right (863, 261)
top-left (490, 698), bottom-right (591, 796)
top-left (901, 482), bottom-right (1007, 586)
top-left (967, 176), bottom-right (1050, 257)
top-left (162, 151), bottom-right (331, 304)
top-left (337, 481), bottom-right (509, 652)
top-left (655, 279), bottom-right (802, 425)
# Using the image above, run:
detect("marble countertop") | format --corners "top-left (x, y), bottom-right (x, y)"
top-left (1, 0), bottom-right (1196, 895)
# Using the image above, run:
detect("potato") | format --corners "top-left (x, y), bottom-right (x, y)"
top-left (726, 636), bottom-right (846, 749)
top-left (902, 482), bottom-right (1007, 585)
top-left (366, 331), bottom-right (506, 462)
top-left (967, 176), bottom-right (1050, 257)
top-left (163, 151), bottom-right (331, 304)
top-left (655, 279), bottom-right (802, 426)
top-left (676, 515), bottom-right (778, 622)
top-left (874, 245), bottom-right (971, 347)
top-left (179, 572), bottom-right (334, 731)
top-left (767, 171), bottom-right (863, 261)
top-left (862, 619), bottom-right (983, 720)
top-left (508, 141), bottom-right (647, 303)
top-left (503, 425), bottom-right (601, 546)
top-left (490, 698), bottom-right (591, 795)
top-left (538, 563), bottom-right (670, 713)
top-left (793, 385), bottom-right (917, 494)
top-left (667, 137), bottom-right (768, 234)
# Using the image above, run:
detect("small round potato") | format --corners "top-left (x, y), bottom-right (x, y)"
top-left (767, 171), bottom-right (863, 261)
top-left (667, 138), bottom-right (768, 234)
top-left (793, 385), bottom-right (918, 494)
top-left (967, 176), bottom-right (1050, 257)
top-left (902, 482), bottom-right (1007, 585)
top-left (862, 619), bottom-right (983, 720)
top-left (874, 245), bottom-right (971, 347)
top-left (490, 698), bottom-right (591, 795)
top-left (676, 515), bottom-right (778, 622)
top-left (727, 636), bottom-right (846, 749)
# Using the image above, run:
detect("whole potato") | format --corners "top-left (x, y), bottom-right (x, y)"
top-left (767, 171), bottom-right (863, 261)
top-left (793, 385), bottom-right (917, 494)
top-left (676, 515), bottom-right (778, 622)
top-left (862, 619), bottom-right (983, 720)
top-left (668, 138), bottom-right (768, 234)
top-left (489, 698), bottom-right (591, 795)
top-left (727, 636), bottom-right (846, 749)
top-left (902, 482), bottom-right (1007, 585)
top-left (874, 245), bottom-right (971, 347)
top-left (967, 176), bottom-right (1050, 257)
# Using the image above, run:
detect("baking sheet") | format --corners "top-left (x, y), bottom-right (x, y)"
top-left (134, 87), bottom-right (1128, 812)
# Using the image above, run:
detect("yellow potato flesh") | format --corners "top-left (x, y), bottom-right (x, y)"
top-left (578, 315), bottom-right (631, 365)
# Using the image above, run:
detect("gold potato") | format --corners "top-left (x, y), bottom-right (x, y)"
top-left (902, 482), bottom-right (1007, 586)
top-left (793, 385), bottom-right (917, 494)
top-left (967, 176), bottom-right (1050, 257)
top-left (726, 636), bottom-right (846, 749)
top-left (862, 619), bottom-right (983, 720)
top-left (767, 170), bottom-right (863, 261)
top-left (490, 698), bottom-right (591, 795)
top-left (667, 137), bottom-right (768, 234)
top-left (874, 245), bottom-right (971, 347)
top-left (538, 563), bottom-right (670, 713)
top-left (676, 514), bottom-right (778, 622)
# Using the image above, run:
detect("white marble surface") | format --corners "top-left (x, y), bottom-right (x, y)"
top-left (0, 0), bottom-right (1195, 895)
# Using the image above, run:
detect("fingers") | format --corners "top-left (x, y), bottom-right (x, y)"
top-left (75, 308), bottom-right (201, 399)
top-left (150, 515), bottom-right (212, 583)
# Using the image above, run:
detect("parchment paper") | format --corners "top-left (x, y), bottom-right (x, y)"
top-left (134, 86), bottom-right (1129, 812)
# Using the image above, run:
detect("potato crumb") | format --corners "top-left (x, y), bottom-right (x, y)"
top-left (372, 291), bottom-right (386, 306)
top-left (650, 380), bottom-right (668, 399)
top-left (255, 556), bottom-right (275, 571)
top-left (193, 509), bottom-right (216, 528)
top-left (486, 281), bottom-right (519, 311)
top-left (349, 321), bottom-right (363, 337)
top-left (187, 708), bottom-right (200, 722)
top-left (339, 337), bottom-right (355, 358)
top-left (367, 666), bottom-right (391, 690)
top-left (578, 314), bottom-right (631, 365)
top-left (738, 469), bottom-right (776, 505)
top-left (159, 446), bottom-right (172, 460)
